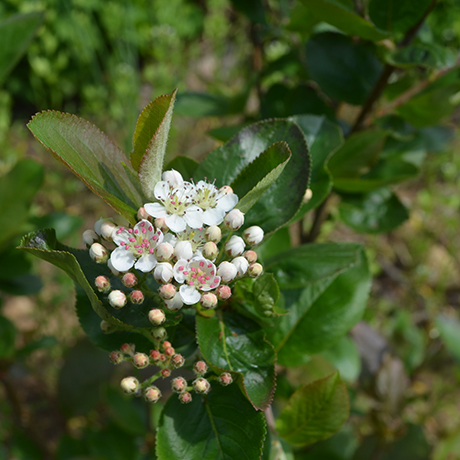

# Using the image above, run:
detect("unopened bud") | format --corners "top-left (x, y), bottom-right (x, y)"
top-left (216, 285), bottom-right (232, 301)
top-left (109, 351), bottom-right (124, 364)
top-left (164, 346), bottom-right (175, 357)
top-left (179, 391), bottom-right (192, 404)
top-left (156, 242), bottom-right (174, 262)
top-left (205, 225), bottom-right (222, 243)
top-left (243, 226), bottom-right (264, 246)
top-left (129, 290), bottom-right (144, 304)
top-left (89, 243), bottom-right (109, 263)
top-left (302, 188), bottom-right (313, 203)
top-left (120, 343), bottom-right (135, 355)
top-left (159, 283), bottom-right (176, 300)
top-left (171, 353), bottom-right (185, 368)
top-left (95, 275), bottom-right (110, 292)
top-left (219, 185), bottom-right (233, 195)
top-left (162, 341), bottom-right (172, 350)
top-left (217, 261), bottom-right (238, 283)
top-left (193, 360), bottom-right (208, 376)
top-left (95, 218), bottom-right (117, 239)
top-left (83, 229), bottom-right (98, 247)
top-left (133, 352), bottom-right (149, 369)
top-left (158, 353), bottom-right (166, 362)
top-left (154, 262), bottom-right (174, 283)
top-left (244, 250), bottom-right (258, 263)
top-left (108, 290), bottom-right (127, 309)
top-left (149, 309), bottom-right (166, 326)
top-left (150, 349), bottom-right (161, 361)
top-left (137, 206), bottom-right (150, 221)
top-left (164, 293), bottom-right (184, 311)
top-left (122, 272), bottom-right (137, 288)
top-left (174, 241), bottom-right (193, 261)
top-left (232, 256), bottom-right (249, 277)
top-left (154, 217), bottom-right (169, 233)
top-left (200, 292), bottom-right (218, 310)
top-left (248, 262), bottom-right (263, 278)
top-left (161, 368), bottom-right (171, 378)
top-left (162, 169), bottom-right (183, 188)
top-left (107, 259), bottom-right (121, 276)
top-left (225, 236), bottom-right (245, 257)
top-left (171, 377), bottom-right (187, 393)
top-left (202, 241), bottom-right (218, 260)
top-left (193, 378), bottom-right (211, 394)
top-left (219, 372), bottom-right (233, 386)
top-left (224, 209), bottom-right (245, 231)
top-left (121, 376), bottom-right (139, 394)
top-left (151, 327), bottom-right (167, 341)
top-left (144, 386), bottom-right (162, 403)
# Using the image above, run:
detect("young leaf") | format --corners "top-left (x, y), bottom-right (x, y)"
top-left (27, 112), bottom-right (143, 224)
top-left (252, 273), bottom-right (286, 318)
top-left (196, 311), bottom-right (276, 410)
top-left (276, 372), bottom-right (349, 446)
top-left (156, 383), bottom-right (267, 460)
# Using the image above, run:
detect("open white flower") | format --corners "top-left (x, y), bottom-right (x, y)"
top-left (173, 257), bottom-right (221, 305)
top-left (110, 220), bottom-right (163, 272)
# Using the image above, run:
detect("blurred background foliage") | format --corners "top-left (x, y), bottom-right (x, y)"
top-left (2, 0), bottom-right (460, 459)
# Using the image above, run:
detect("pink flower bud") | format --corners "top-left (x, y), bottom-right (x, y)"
top-left (129, 290), bottom-right (144, 304)
top-left (89, 243), bottom-right (109, 263)
top-left (219, 372), bottom-right (233, 386)
top-left (193, 360), bottom-right (208, 376)
top-left (216, 285), bottom-right (232, 301)
top-left (154, 262), bottom-right (174, 284)
top-left (159, 283), bottom-right (176, 300)
top-left (219, 185), bottom-right (233, 194)
top-left (122, 272), bottom-right (137, 288)
top-left (232, 256), bottom-right (249, 277)
top-left (158, 353), bottom-right (166, 362)
top-left (133, 352), bottom-right (149, 369)
top-left (171, 377), bottom-right (187, 393)
top-left (225, 236), bottom-right (245, 257)
top-left (200, 292), bottom-right (218, 310)
top-left (224, 209), bottom-right (245, 231)
top-left (244, 250), bottom-right (258, 263)
top-left (193, 378), bottom-right (211, 394)
top-left (162, 169), bottom-right (183, 188)
top-left (202, 241), bottom-right (218, 260)
top-left (248, 262), bottom-right (263, 278)
top-left (83, 229), bottom-right (98, 247)
top-left (217, 261), bottom-right (238, 283)
top-left (95, 275), bottom-right (111, 292)
top-left (243, 226), bottom-right (264, 246)
top-left (144, 386), bottom-right (162, 403)
top-left (171, 353), bottom-right (185, 368)
top-left (174, 241), bottom-right (193, 261)
top-left (161, 368), bottom-right (171, 378)
top-left (120, 343), bottom-right (135, 355)
top-left (165, 346), bottom-right (175, 357)
top-left (120, 376), bottom-right (139, 394)
top-left (108, 290), bottom-right (127, 309)
top-left (179, 391), bottom-right (192, 404)
top-left (164, 293), bottom-right (184, 311)
top-left (137, 206), bottom-right (150, 221)
top-left (107, 259), bottom-right (121, 276)
top-left (154, 217), bottom-right (169, 233)
top-left (150, 349), bottom-right (161, 361)
top-left (149, 309), bottom-right (166, 326)
top-left (162, 341), bottom-right (172, 350)
top-left (205, 225), bottom-right (222, 243)
top-left (109, 351), bottom-right (124, 364)
top-left (95, 218), bottom-right (117, 239)
top-left (151, 327), bottom-right (167, 341)
top-left (156, 242), bottom-right (174, 262)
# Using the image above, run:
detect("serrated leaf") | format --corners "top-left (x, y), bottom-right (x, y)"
top-left (196, 311), bottom-right (276, 410)
top-left (276, 372), bottom-right (349, 446)
top-left (156, 383), bottom-right (267, 460)
top-left (27, 112), bottom-right (143, 224)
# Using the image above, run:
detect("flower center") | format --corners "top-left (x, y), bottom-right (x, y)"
top-left (177, 260), bottom-right (219, 290)
top-left (117, 224), bottom-right (161, 257)
top-left (177, 228), bottom-right (206, 251)
top-left (193, 185), bottom-right (218, 210)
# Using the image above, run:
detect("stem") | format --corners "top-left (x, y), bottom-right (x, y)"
top-left (304, 196), bottom-right (330, 243)
top-left (264, 405), bottom-right (277, 434)
top-left (140, 370), bottom-right (162, 389)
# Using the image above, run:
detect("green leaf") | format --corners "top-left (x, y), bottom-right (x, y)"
top-left (232, 141), bottom-right (291, 213)
top-left (436, 315), bottom-right (460, 364)
top-left (265, 243), bottom-right (370, 365)
top-left (300, 0), bottom-right (388, 41)
top-left (164, 155), bottom-right (199, 181)
top-left (339, 188), bottom-right (409, 233)
top-left (252, 273), bottom-right (285, 318)
top-left (156, 383), bottom-right (267, 460)
top-left (0, 314), bottom-right (16, 359)
top-left (30, 212), bottom-right (84, 241)
top-left (368, 0), bottom-right (433, 34)
top-left (196, 311), bottom-right (276, 410)
top-left (207, 123), bottom-right (251, 142)
top-left (0, 12), bottom-right (43, 85)
top-left (276, 372), bottom-right (349, 446)
top-left (305, 32), bottom-right (383, 105)
top-left (385, 42), bottom-right (457, 69)
top-left (321, 336), bottom-right (361, 383)
top-left (195, 119), bottom-right (310, 233)
top-left (27, 112), bottom-right (143, 224)
top-left (175, 91), bottom-right (247, 117)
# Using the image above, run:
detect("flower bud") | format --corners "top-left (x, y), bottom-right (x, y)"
top-left (179, 391), bottom-right (192, 404)
top-left (133, 352), bottom-right (149, 369)
top-left (174, 241), bottom-right (193, 261)
top-left (121, 376), bottom-right (139, 394)
top-left (150, 349), bottom-right (161, 361)
top-left (224, 209), bottom-right (245, 231)
top-left (129, 290), bottom-right (144, 305)
top-left (164, 346), bottom-right (175, 357)
top-left (154, 217), bottom-right (169, 233)
top-left (149, 309), bottom-right (166, 326)
top-left (232, 256), bottom-right (249, 277)
top-left (302, 188), bottom-right (313, 203)
top-left (144, 386), bottom-right (162, 403)
top-left (171, 353), bottom-right (185, 368)
top-left (193, 378), bottom-right (211, 394)
top-left (159, 284), bottom-right (176, 300)
top-left (158, 353), bottom-right (166, 362)
top-left (248, 262), bottom-right (263, 278)
top-left (108, 290), bottom-right (127, 309)
top-left (171, 377), bottom-right (187, 393)
top-left (217, 261), bottom-right (238, 283)
top-left (193, 360), bottom-right (208, 376)
top-left (161, 368), bottom-right (171, 378)
top-left (219, 185), bottom-right (233, 195)
top-left (225, 236), bottom-right (245, 257)
top-left (216, 285), bottom-right (232, 301)
top-left (137, 206), bottom-right (150, 221)
top-left (151, 327), bottom-right (167, 341)
top-left (122, 272), bottom-right (137, 288)
top-left (109, 351), bottom-right (124, 364)
top-left (95, 218), bottom-right (116, 239)
top-left (120, 343), bottom-right (135, 355)
top-left (202, 241), bottom-right (218, 260)
top-left (200, 292), bottom-right (218, 310)
top-left (107, 259), bottom-right (121, 276)
top-left (162, 341), bottom-right (172, 350)
top-left (154, 262), bottom-right (174, 284)
top-left (205, 225), bottom-right (222, 243)
top-left (162, 169), bottom-right (183, 188)
top-left (243, 250), bottom-right (258, 264)
top-left (219, 372), bottom-right (233, 386)
top-left (89, 243), bottom-right (109, 263)
top-left (83, 229), bottom-right (98, 247)
top-left (156, 242), bottom-right (174, 262)
top-left (95, 275), bottom-right (110, 292)
top-left (164, 293), bottom-right (184, 311)
top-left (243, 226), bottom-right (264, 246)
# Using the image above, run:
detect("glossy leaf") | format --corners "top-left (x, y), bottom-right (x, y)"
top-left (175, 91), bottom-right (245, 117)
top-left (276, 372), bottom-right (349, 446)
top-left (196, 311), bottom-right (276, 410)
top-left (156, 383), bottom-right (267, 460)
top-left (385, 42), bottom-right (457, 69)
top-left (0, 315), bottom-right (16, 359)
top-left (134, 90), bottom-right (177, 199)
top-left (306, 32), bottom-right (382, 105)
top-left (164, 155), bottom-right (199, 181)
top-left (27, 112), bottom-right (143, 224)
top-left (339, 188), bottom-right (409, 233)
top-left (252, 273), bottom-right (285, 318)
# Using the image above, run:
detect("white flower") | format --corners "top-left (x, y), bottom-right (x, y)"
top-left (224, 209), bottom-right (245, 231)
top-left (162, 169), bottom-right (184, 188)
top-left (164, 292), bottom-right (184, 311)
top-left (174, 257), bottom-right (220, 305)
top-left (232, 256), bottom-right (249, 277)
top-left (174, 241), bottom-right (194, 261)
top-left (217, 261), bottom-right (238, 283)
top-left (243, 226), bottom-right (264, 246)
top-left (110, 220), bottom-right (163, 273)
top-left (154, 262), bottom-right (174, 283)
top-left (225, 235), bottom-right (245, 257)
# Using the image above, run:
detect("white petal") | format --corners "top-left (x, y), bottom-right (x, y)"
top-left (163, 232), bottom-right (177, 247)
top-left (173, 259), bottom-right (189, 283)
top-left (183, 206), bottom-right (203, 229)
top-left (144, 202), bottom-right (167, 219)
top-left (112, 228), bottom-right (130, 246)
top-left (154, 181), bottom-right (171, 201)
top-left (217, 192), bottom-right (239, 211)
top-left (179, 285), bottom-right (201, 305)
top-left (165, 214), bottom-right (186, 233)
top-left (134, 219), bottom-right (153, 239)
top-left (110, 247), bottom-right (135, 272)
top-left (202, 207), bottom-right (225, 226)
top-left (134, 253), bottom-right (157, 272)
